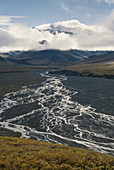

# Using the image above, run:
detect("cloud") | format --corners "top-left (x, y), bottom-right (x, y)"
top-left (0, 16), bottom-right (26, 26)
top-left (61, 3), bottom-right (70, 12)
top-left (75, 29), bottom-right (114, 50)
top-left (97, 0), bottom-right (114, 4)
top-left (0, 28), bottom-right (17, 46)
top-left (0, 11), bottom-right (114, 52)
top-left (105, 0), bottom-right (114, 3)
top-left (103, 9), bottom-right (114, 31)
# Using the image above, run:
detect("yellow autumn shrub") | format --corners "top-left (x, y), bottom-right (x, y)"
top-left (0, 136), bottom-right (114, 169)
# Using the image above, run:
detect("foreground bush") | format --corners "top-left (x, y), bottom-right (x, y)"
top-left (0, 136), bottom-right (114, 169)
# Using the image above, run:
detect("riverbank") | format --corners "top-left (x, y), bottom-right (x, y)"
top-left (0, 71), bottom-right (46, 96)
top-left (49, 69), bottom-right (114, 79)
top-left (49, 61), bottom-right (114, 79)
top-left (0, 71), bottom-right (46, 137)
top-left (0, 128), bottom-right (21, 138)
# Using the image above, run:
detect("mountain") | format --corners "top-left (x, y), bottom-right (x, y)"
top-left (6, 49), bottom-right (109, 67)
top-left (0, 51), bottom-right (23, 59)
top-left (50, 51), bottom-right (114, 79)
top-left (0, 55), bottom-right (37, 73)
top-left (83, 51), bottom-right (114, 64)
top-left (0, 56), bottom-right (6, 61)
top-left (35, 20), bottom-right (93, 36)
top-left (0, 49), bottom-right (111, 73)
top-left (65, 50), bottom-right (108, 60)
top-left (7, 49), bottom-right (83, 67)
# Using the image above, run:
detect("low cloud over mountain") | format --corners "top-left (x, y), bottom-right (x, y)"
top-left (0, 10), bottom-right (114, 52)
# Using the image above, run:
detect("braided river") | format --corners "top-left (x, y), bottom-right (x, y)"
top-left (0, 72), bottom-right (114, 155)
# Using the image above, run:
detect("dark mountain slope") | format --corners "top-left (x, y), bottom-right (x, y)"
top-left (8, 49), bottom-right (80, 66)
top-left (65, 50), bottom-right (90, 60)
top-left (0, 56), bottom-right (39, 73)
top-left (0, 56), bottom-right (6, 61)
top-left (65, 50), bottom-right (109, 61)
top-left (84, 51), bottom-right (114, 64)
top-left (0, 51), bottom-right (23, 58)
top-left (6, 49), bottom-right (109, 67)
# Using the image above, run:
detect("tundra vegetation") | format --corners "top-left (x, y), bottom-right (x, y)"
top-left (50, 52), bottom-right (114, 78)
top-left (0, 136), bottom-right (114, 169)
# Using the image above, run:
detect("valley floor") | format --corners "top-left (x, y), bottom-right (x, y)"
top-left (50, 62), bottom-right (114, 79)
top-left (0, 71), bottom-right (46, 96)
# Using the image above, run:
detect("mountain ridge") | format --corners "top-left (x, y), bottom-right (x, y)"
top-left (49, 51), bottom-right (114, 79)
top-left (2, 49), bottom-right (109, 67)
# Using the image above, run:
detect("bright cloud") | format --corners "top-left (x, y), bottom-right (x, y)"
top-left (0, 16), bottom-right (26, 26)
top-left (0, 11), bottom-right (114, 52)
top-left (103, 9), bottom-right (114, 31)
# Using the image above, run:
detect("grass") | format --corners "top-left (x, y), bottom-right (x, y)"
top-left (50, 62), bottom-right (114, 79)
top-left (0, 136), bottom-right (114, 169)
top-left (68, 62), bottom-right (114, 75)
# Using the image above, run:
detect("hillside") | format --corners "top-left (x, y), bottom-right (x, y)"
top-left (0, 49), bottom-right (109, 70)
top-left (0, 56), bottom-right (47, 96)
top-left (0, 51), bottom-right (22, 58)
top-left (50, 51), bottom-right (114, 79)
top-left (0, 136), bottom-right (114, 169)
top-left (0, 55), bottom-right (52, 74)
top-left (7, 49), bottom-right (82, 66)
top-left (83, 51), bottom-right (114, 64)
top-left (0, 57), bottom-right (28, 73)
top-left (0, 56), bottom-right (38, 73)
top-left (5, 49), bottom-right (108, 67)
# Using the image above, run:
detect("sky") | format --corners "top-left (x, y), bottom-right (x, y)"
top-left (0, 0), bottom-right (114, 26)
top-left (0, 0), bottom-right (114, 51)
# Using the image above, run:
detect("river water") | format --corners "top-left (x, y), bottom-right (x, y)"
top-left (0, 72), bottom-right (114, 155)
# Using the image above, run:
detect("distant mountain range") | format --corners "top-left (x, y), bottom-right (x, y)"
top-left (0, 49), bottom-right (114, 78)
top-left (0, 51), bottom-right (22, 59)
top-left (82, 51), bottom-right (114, 64)
top-left (0, 49), bottom-right (109, 67)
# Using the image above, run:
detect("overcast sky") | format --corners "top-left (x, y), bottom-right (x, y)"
top-left (0, 0), bottom-right (114, 51)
